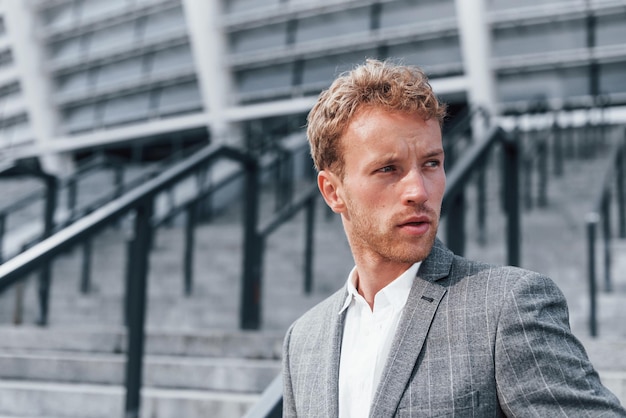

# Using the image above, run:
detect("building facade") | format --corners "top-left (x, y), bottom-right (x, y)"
top-left (0, 0), bottom-right (624, 173)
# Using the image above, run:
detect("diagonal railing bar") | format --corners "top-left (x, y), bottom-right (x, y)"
top-left (0, 142), bottom-right (205, 264)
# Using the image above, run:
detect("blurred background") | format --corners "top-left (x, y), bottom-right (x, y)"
top-left (0, 0), bottom-right (625, 417)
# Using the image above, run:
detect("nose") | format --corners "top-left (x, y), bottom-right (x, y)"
top-left (401, 168), bottom-right (429, 206)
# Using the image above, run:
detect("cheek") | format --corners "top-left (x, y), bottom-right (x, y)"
top-left (429, 174), bottom-right (446, 199)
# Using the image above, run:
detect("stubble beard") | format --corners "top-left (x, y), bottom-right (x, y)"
top-left (345, 201), bottom-right (440, 265)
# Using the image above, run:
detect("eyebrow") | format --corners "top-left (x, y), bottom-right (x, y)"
top-left (417, 149), bottom-right (445, 162)
top-left (366, 149), bottom-right (444, 170)
top-left (424, 149), bottom-right (445, 159)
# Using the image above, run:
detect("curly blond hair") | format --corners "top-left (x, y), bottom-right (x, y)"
top-left (307, 59), bottom-right (446, 176)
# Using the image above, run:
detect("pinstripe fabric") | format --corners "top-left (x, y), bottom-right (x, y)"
top-left (282, 239), bottom-right (626, 417)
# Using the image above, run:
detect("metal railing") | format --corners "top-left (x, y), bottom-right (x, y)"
top-left (0, 142), bottom-right (201, 263)
top-left (0, 141), bottom-right (318, 418)
top-left (245, 124), bottom-right (522, 417)
top-left (0, 145), bottom-right (204, 327)
top-left (585, 126), bottom-right (626, 337)
top-left (506, 101), bottom-right (610, 212)
top-left (501, 102), bottom-right (618, 339)
top-left (444, 125), bottom-right (521, 266)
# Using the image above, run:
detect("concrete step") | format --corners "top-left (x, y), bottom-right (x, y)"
top-left (0, 326), bottom-right (281, 416)
top-left (0, 380), bottom-right (257, 418)
top-left (0, 350), bottom-right (279, 393)
top-left (0, 326), bottom-right (283, 359)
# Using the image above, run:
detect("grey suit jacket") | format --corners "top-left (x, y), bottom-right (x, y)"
top-left (282, 239), bottom-right (626, 417)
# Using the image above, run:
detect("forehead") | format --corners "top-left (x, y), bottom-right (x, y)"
top-left (342, 107), bottom-right (442, 152)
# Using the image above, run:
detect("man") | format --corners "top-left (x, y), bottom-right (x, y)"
top-left (282, 59), bottom-right (626, 417)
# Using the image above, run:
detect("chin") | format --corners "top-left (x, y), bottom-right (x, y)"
top-left (395, 237), bottom-right (436, 263)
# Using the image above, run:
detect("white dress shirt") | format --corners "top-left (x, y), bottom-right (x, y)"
top-left (337, 262), bottom-right (420, 418)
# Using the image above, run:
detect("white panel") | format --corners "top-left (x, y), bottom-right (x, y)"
top-left (101, 92), bottom-right (151, 125)
top-left (49, 37), bottom-right (82, 62)
top-left (224, 0), bottom-right (279, 14)
top-left (87, 21), bottom-right (136, 56)
top-left (64, 104), bottom-right (97, 133)
top-left (301, 51), bottom-right (377, 86)
top-left (296, 8), bottom-right (370, 44)
top-left (158, 82), bottom-right (202, 115)
top-left (488, 0), bottom-right (569, 11)
top-left (12, 121), bottom-right (33, 144)
top-left (42, 3), bottom-right (75, 30)
top-left (143, 7), bottom-right (186, 39)
top-left (230, 23), bottom-right (286, 54)
top-left (95, 57), bottom-right (144, 88)
top-left (81, 0), bottom-right (127, 21)
top-left (150, 45), bottom-right (194, 76)
top-left (600, 62), bottom-right (626, 95)
top-left (0, 48), bottom-right (12, 68)
top-left (497, 68), bottom-right (589, 103)
top-left (380, 0), bottom-right (456, 29)
top-left (0, 89), bottom-right (23, 114)
top-left (0, 119), bottom-right (32, 146)
top-left (57, 71), bottom-right (90, 94)
top-left (237, 64), bottom-right (292, 93)
top-left (596, 14), bottom-right (626, 48)
top-left (493, 20), bottom-right (586, 58)
top-left (387, 39), bottom-right (462, 68)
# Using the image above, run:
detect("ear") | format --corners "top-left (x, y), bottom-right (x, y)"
top-left (318, 170), bottom-right (346, 213)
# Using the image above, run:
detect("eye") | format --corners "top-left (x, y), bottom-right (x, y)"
top-left (377, 165), bottom-right (396, 173)
top-left (425, 160), bottom-right (441, 168)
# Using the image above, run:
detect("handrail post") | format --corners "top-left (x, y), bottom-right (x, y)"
top-left (617, 141), bottom-right (626, 238)
top-left (446, 191), bottom-right (466, 256)
top-left (503, 131), bottom-right (521, 267)
top-left (13, 280), bottom-right (24, 325)
top-left (523, 153), bottom-right (533, 210)
top-left (80, 238), bottom-right (92, 294)
top-left (586, 215), bottom-right (599, 337)
top-left (274, 152), bottom-right (285, 211)
top-left (602, 194), bottom-right (612, 292)
top-left (0, 213), bottom-right (5, 263)
top-left (304, 195), bottom-right (316, 294)
top-left (114, 165), bottom-right (125, 198)
top-left (552, 120), bottom-right (564, 177)
top-left (124, 198), bottom-right (153, 418)
top-left (37, 174), bottom-right (58, 326)
top-left (537, 137), bottom-right (548, 208)
top-left (241, 158), bottom-right (262, 330)
top-left (67, 177), bottom-right (78, 220)
top-left (184, 201), bottom-right (197, 296)
top-left (476, 164), bottom-right (487, 245)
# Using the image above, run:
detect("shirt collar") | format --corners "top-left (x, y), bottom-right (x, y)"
top-left (338, 262), bottom-right (421, 315)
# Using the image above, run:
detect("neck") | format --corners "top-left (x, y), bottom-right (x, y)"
top-left (353, 256), bottom-right (412, 310)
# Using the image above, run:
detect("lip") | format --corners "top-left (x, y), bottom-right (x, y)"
top-left (397, 216), bottom-right (431, 235)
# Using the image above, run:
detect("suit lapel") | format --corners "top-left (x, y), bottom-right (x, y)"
top-left (369, 239), bottom-right (454, 417)
top-left (324, 289), bottom-right (347, 417)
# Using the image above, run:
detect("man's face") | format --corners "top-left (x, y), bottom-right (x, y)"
top-left (319, 107), bottom-right (445, 266)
